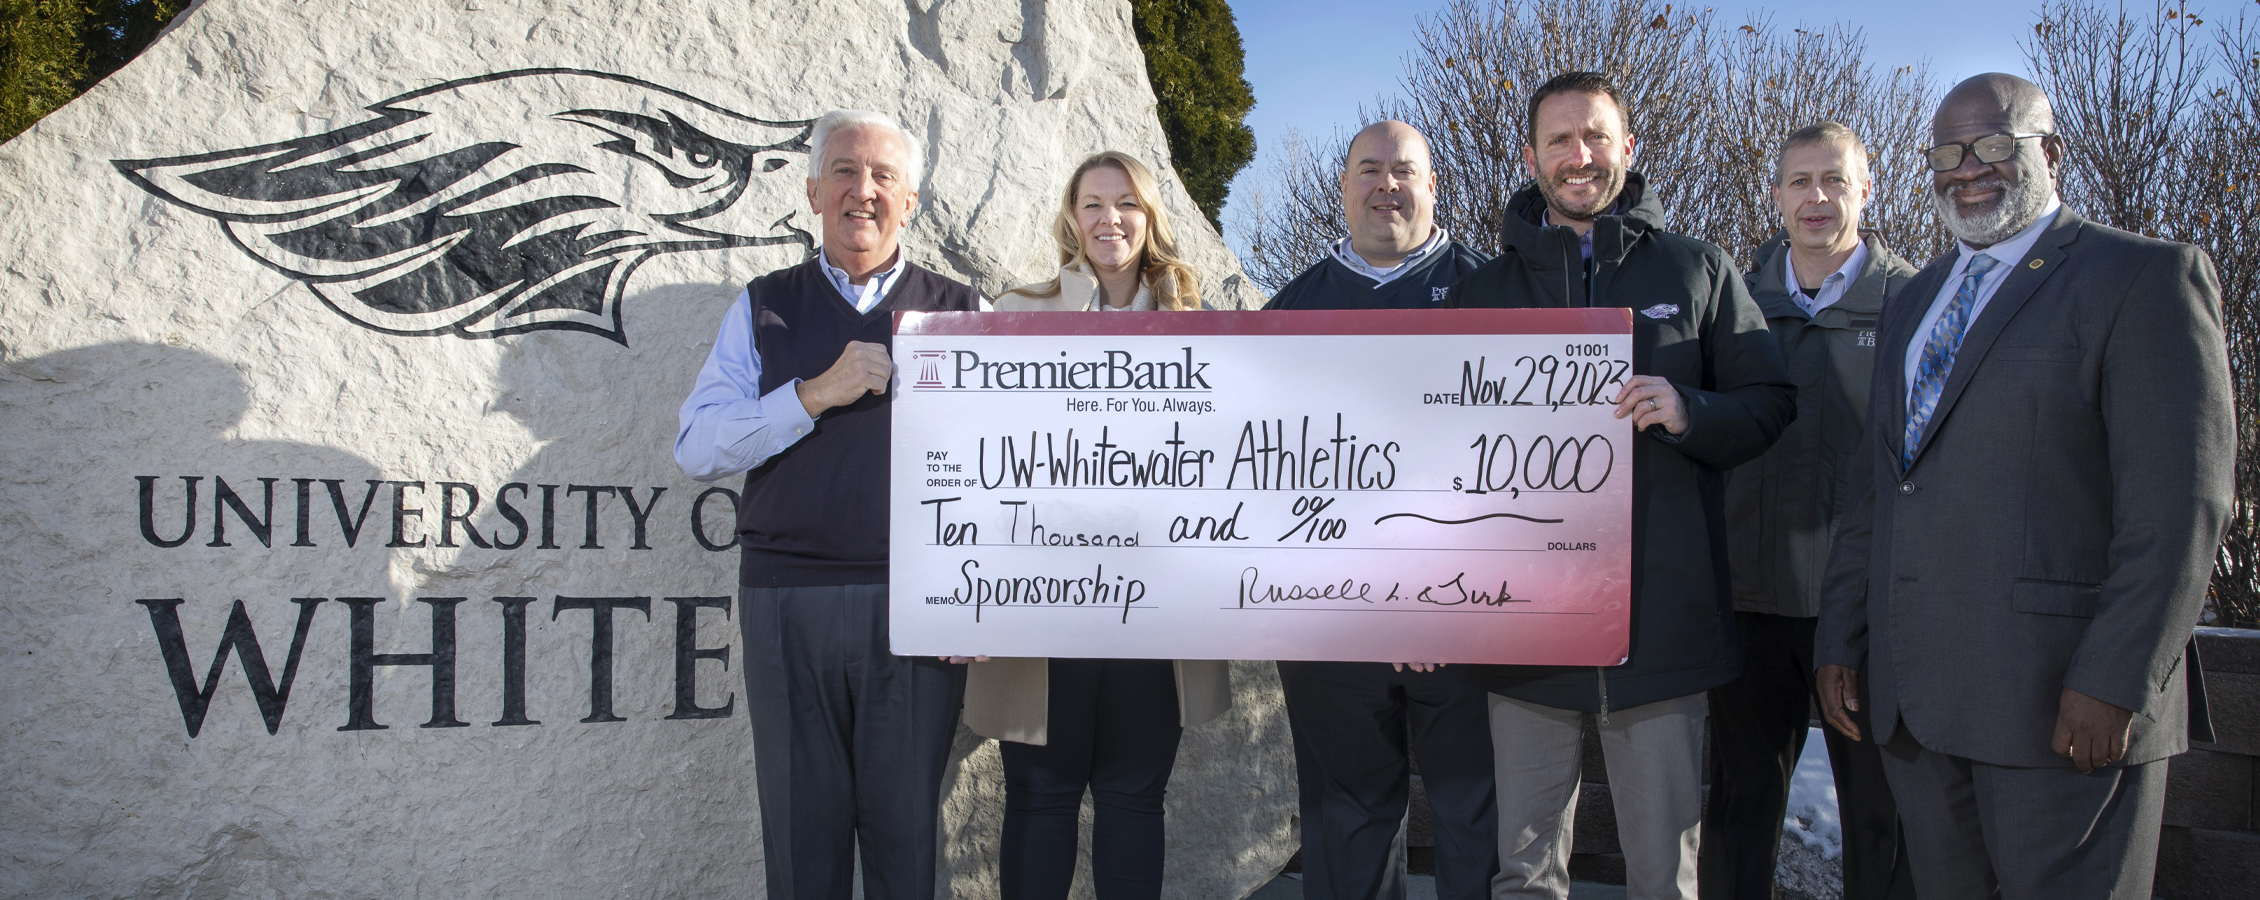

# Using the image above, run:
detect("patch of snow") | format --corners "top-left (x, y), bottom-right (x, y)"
top-left (1775, 728), bottom-right (1846, 899)
top-left (1783, 727), bottom-right (1844, 859)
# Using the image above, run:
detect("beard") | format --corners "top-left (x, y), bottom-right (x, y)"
top-left (1934, 171), bottom-right (2052, 246)
top-left (1535, 162), bottom-right (1627, 222)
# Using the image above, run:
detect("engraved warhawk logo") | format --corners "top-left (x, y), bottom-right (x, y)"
top-left (115, 69), bottom-right (815, 344)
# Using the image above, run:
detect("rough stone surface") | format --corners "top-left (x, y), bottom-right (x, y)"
top-left (1567, 838), bottom-right (1845, 899)
top-left (2165, 748), bottom-right (2255, 832)
top-left (1408, 774), bottom-right (1435, 848)
top-left (1567, 851), bottom-right (1626, 885)
top-left (1583, 725), bottom-right (1609, 783)
top-left (2156, 825), bottom-right (2260, 900)
top-left (1772, 832), bottom-right (1841, 900)
top-left (1571, 781), bottom-right (1620, 856)
top-left (2195, 629), bottom-right (2260, 757)
top-left (0, 1), bottom-right (1278, 898)
top-left (2193, 672), bottom-right (2260, 757)
top-left (2196, 627), bottom-right (2260, 676)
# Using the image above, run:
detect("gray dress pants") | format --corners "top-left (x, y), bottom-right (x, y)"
top-left (1878, 723), bottom-right (2167, 900)
top-left (1487, 693), bottom-right (1706, 900)
top-left (741, 585), bottom-right (967, 900)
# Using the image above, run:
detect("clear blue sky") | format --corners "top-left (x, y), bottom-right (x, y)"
top-left (1219, 0), bottom-right (2046, 245)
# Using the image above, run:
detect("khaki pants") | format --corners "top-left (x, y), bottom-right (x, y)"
top-left (1487, 693), bottom-right (1705, 900)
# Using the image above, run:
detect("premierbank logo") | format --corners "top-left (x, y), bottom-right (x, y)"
top-left (913, 348), bottom-right (1214, 391)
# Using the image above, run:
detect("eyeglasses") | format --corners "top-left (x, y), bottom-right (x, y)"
top-left (1924, 133), bottom-right (2050, 172)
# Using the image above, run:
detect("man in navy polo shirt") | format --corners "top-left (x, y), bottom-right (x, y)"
top-left (1264, 120), bottom-right (1489, 312)
top-left (1266, 119), bottom-right (1499, 900)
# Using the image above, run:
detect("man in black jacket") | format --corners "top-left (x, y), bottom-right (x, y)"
top-left (1266, 119), bottom-right (1499, 900)
top-left (1699, 121), bottom-right (1917, 900)
top-left (1445, 72), bottom-right (1794, 900)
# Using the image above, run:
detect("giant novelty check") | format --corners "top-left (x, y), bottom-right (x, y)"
top-left (889, 309), bottom-right (1633, 665)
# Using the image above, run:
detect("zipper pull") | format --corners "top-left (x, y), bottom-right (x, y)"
top-left (1596, 667), bottom-right (1611, 727)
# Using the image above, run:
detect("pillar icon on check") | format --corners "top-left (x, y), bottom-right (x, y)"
top-left (913, 351), bottom-right (950, 389)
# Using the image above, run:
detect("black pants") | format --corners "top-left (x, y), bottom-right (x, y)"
top-left (1699, 612), bottom-right (1913, 900)
top-left (999, 657), bottom-right (1183, 900)
top-left (740, 585), bottom-right (967, 900)
top-left (1277, 661), bottom-right (1499, 900)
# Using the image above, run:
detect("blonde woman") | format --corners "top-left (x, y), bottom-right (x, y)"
top-left (992, 151), bottom-right (1206, 312)
top-left (969, 151), bottom-right (1229, 899)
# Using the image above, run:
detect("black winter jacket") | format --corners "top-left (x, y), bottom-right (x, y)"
top-left (1445, 174), bottom-right (1795, 714)
top-left (1725, 231), bottom-right (1916, 618)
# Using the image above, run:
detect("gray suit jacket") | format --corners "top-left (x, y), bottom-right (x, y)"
top-left (1814, 209), bottom-right (2234, 768)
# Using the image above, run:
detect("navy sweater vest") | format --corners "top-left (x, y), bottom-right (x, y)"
top-left (736, 258), bottom-right (982, 587)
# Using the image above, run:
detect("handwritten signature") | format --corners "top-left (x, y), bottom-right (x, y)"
top-left (1236, 568), bottom-right (1530, 608)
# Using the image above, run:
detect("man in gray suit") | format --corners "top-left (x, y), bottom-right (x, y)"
top-left (1814, 73), bottom-right (2233, 900)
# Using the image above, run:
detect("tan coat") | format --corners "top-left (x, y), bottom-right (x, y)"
top-left (995, 261), bottom-right (1188, 312)
top-left (962, 264), bottom-right (1231, 745)
top-left (963, 657), bottom-right (1233, 745)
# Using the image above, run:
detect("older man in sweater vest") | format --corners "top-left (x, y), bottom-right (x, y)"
top-left (675, 109), bottom-right (983, 900)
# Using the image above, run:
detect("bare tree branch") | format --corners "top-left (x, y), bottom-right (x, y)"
top-left (1230, 0), bottom-right (2260, 625)
top-left (2023, 0), bottom-right (2205, 239)
top-left (1231, 125), bottom-right (1358, 293)
top-left (1234, 0), bottom-right (1942, 277)
top-left (2023, 1), bottom-right (2260, 626)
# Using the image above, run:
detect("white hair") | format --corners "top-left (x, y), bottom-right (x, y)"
top-left (807, 109), bottom-right (924, 188)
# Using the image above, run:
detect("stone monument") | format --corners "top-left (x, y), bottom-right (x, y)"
top-left (0, 0), bottom-right (1287, 897)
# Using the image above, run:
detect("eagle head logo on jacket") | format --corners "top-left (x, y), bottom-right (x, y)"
top-left (115, 69), bottom-right (816, 344)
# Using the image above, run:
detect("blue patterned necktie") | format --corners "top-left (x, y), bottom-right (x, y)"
top-left (1904, 253), bottom-right (2001, 467)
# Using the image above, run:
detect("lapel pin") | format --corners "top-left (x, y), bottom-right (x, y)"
top-left (2028, 259), bottom-right (2044, 269)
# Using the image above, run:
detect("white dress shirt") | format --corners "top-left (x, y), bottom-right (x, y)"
top-left (1331, 227), bottom-right (1450, 286)
top-left (820, 248), bottom-right (909, 314)
top-left (672, 249), bottom-right (910, 481)
top-left (1782, 240), bottom-right (1869, 316)
top-left (1902, 197), bottom-right (2063, 406)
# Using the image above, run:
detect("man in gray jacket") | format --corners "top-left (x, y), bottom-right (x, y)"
top-left (1699, 122), bottom-right (1916, 900)
top-left (1816, 74), bottom-right (2233, 900)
